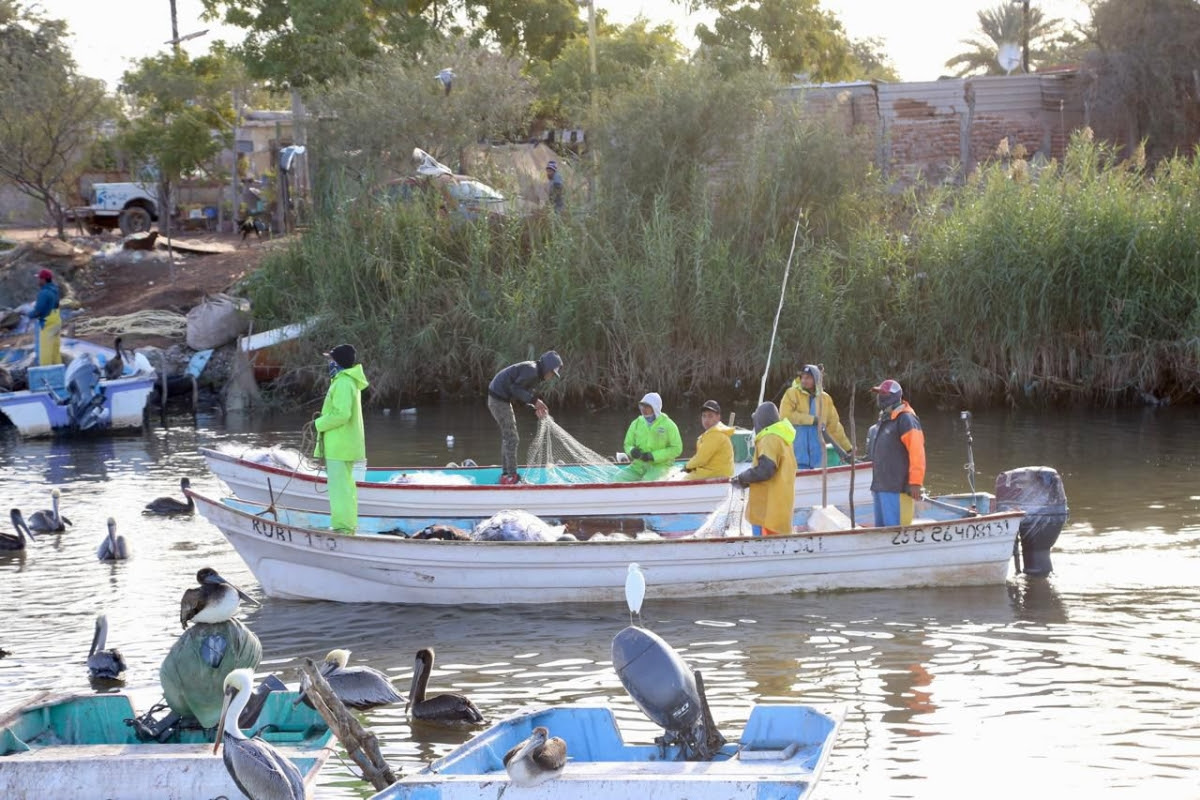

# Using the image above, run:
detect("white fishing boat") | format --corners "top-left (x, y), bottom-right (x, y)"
top-left (0, 338), bottom-right (156, 437)
top-left (370, 703), bottom-right (842, 800)
top-left (0, 688), bottom-right (333, 800)
top-left (188, 488), bottom-right (1027, 605)
top-left (199, 445), bottom-right (874, 533)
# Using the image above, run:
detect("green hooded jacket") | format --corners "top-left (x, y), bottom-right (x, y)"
top-left (314, 364), bottom-right (368, 461)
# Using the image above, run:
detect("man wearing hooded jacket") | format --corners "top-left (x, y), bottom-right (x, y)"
top-left (621, 392), bottom-right (682, 481)
top-left (867, 379), bottom-right (925, 527)
top-left (314, 344), bottom-right (369, 533)
top-left (733, 402), bottom-right (798, 536)
top-left (488, 350), bottom-right (562, 484)
top-left (781, 364), bottom-right (853, 469)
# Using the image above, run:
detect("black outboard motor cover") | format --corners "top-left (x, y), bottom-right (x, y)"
top-left (995, 466), bottom-right (1069, 577)
top-left (65, 356), bottom-right (107, 431)
top-left (612, 625), bottom-right (701, 734)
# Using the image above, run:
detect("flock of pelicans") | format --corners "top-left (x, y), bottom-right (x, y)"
top-left (3, 479), bottom-right (572, 800)
top-left (2, 479), bottom-right (194, 556)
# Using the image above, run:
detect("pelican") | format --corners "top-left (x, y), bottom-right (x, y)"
top-left (144, 477), bottom-right (195, 516)
top-left (103, 336), bottom-right (125, 380)
top-left (87, 613), bottom-right (127, 681)
top-left (27, 488), bottom-right (71, 532)
top-left (3, 509), bottom-right (37, 552)
top-left (297, 649), bottom-right (405, 711)
top-left (405, 648), bottom-right (486, 727)
top-left (96, 517), bottom-right (129, 561)
top-left (625, 563), bottom-right (645, 627)
top-left (214, 669), bottom-right (306, 800)
top-left (180, 567), bottom-right (260, 629)
top-left (503, 725), bottom-right (567, 788)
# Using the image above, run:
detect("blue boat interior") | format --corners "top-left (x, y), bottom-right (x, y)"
top-left (0, 692), bottom-right (331, 756)
top-left (426, 705), bottom-right (837, 775)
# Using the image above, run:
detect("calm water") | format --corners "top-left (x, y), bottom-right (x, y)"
top-left (1, 402), bottom-right (1199, 799)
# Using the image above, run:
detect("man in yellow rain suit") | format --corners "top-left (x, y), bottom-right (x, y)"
top-left (621, 392), bottom-right (682, 481)
top-left (28, 269), bottom-right (62, 366)
top-left (780, 364), bottom-right (852, 469)
top-left (314, 344), bottom-right (368, 533)
top-left (682, 399), bottom-right (734, 480)
top-left (732, 401), bottom-right (798, 536)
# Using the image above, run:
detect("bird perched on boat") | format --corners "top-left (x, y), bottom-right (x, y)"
top-left (27, 488), bottom-right (71, 532)
top-left (96, 517), bottom-right (129, 561)
top-left (180, 567), bottom-right (260, 629)
top-left (406, 647), bottom-right (486, 728)
top-left (625, 563), bottom-right (645, 627)
top-left (87, 613), bottom-right (127, 681)
top-left (503, 725), bottom-right (567, 788)
top-left (3, 509), bottom-right (37, 552)
top-left (214, 669), bottom-right (306, 800)
top-left (296, 648), bottom-right (405, 711)
top-left (103, 337), bottom-right (125, 380)
top-left (144, 477), bottom-right (195, 516)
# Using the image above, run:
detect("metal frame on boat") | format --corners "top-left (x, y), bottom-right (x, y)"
top-left (189, 489), bottom-right (1023, 605)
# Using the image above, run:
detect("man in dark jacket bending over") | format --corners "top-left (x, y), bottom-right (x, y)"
top-left (487, 350), bottom-right (563, 484)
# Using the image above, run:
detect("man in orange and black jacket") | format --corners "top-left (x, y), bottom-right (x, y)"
top-left (866, 379), bottom-right (926, 527)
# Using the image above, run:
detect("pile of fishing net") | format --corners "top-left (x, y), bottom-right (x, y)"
top-left (526, 415), bottom-right (621, 484)
top-left (219, 444), bottom-right (310, 472)
top-left (691, 484), bottom-right (752, 538)
top-left (386, 472), bottom-right (471, 486)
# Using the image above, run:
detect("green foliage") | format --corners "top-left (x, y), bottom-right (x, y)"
top-left (470, 0), bottom-right (583, 62)
top-left (0, 1), bottom-right (112, 237)
top-left (944, 2), bottom-right (1064, 76)
top-left (691, 0), bottom-right (856, 81)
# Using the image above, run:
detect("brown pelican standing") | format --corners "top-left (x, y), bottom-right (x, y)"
top-left (3, 509), bottom-right (37, 552)
top-left (406, 647), bottom-right (486, 727)
top-left (214, 669), bottom-right (306, 800)
top-left (28, 488), bottom-right (71, 532)
top-left (180, 567), bottom-right (260, 629)
top-left (87, 613), bottom-right (127, 681)
top-left (503, 725), bottom-right (567, 787)
top-left (96, 517), bottom-right (129, 561)
top-left (144, 477), bottom-right (195, 516)
top-left (103, 337), bottom-right (125, 381)
top-left (296, 649), bottom-right (405, 711)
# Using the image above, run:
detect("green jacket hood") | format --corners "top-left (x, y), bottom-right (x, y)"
top-left (335, 363), bottom-right (369, 390)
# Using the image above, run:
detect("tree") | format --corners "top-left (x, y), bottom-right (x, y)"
top-left (0, 2), bottom-right (112, 237)
top-left (849, 37), bottom-right (899, 82)
top-left (944, 2), bottom-right (1063, 77)
top-left (1085, 0), bottom-right (1200, 160)
top-left (119, 51), bottom-right (237, 240)
top-left (529, 16), bottom-right (684, 121)
top-left (690, 0), bottom-right (857, 82)
top-left (469, 0), bottom-right (583, 62)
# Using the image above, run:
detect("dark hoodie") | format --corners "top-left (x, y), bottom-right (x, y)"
top-left (488, 350), bottom-right (562, 407)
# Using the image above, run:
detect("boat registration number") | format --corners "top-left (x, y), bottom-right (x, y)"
top-left (892, 518), bottom-right (1013, 546)
top-left (251, 518), bottom-right (339, 551)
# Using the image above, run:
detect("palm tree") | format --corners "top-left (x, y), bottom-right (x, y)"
top-left (944, 2), bottom-right (1062, 76)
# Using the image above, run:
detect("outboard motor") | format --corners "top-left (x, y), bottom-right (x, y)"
top-left (64, 356), bottom-right (108, 432)
top-left (995, 467), bottom-right (1069, 577)
top-left (611, 625), bottom-right (725, 760)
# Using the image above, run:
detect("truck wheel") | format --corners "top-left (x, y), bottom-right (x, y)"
top-left (119, 207), bottom-right (153, 235)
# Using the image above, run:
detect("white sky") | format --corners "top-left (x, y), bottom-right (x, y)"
top-left (42, 0), bottom-right (1091, 90)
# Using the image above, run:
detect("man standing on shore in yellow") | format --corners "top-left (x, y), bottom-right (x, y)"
top-left (781, 364), bottom-right (852, 469)
top-left (27, 269), bottom-right (62, 366)
top-left (733, 401), bottom-right (797, 536)
top-left (314, 344), bottom-right (368, 533)
top-left (621, 392), bottom-right (682, 481)
top-left (682, 399), bottom-right (734, 480)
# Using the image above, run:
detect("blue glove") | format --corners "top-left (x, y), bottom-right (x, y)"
top-left (630, 446), bottom-right (644, 459)
top-left (640, 451), bottom-right (654, 462)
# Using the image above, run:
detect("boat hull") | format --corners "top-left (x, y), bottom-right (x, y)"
top-left (199, 447), bottom-right (875, 532)
top-left (190, 491), bottom-right (1023, 605)
top-left (0, 375), bottom-right (155, 437)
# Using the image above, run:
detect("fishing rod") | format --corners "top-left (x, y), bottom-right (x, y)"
top-left (960, 410), bottom-right (978, 509)
top-left (757, 217), bottom-right (804, 407)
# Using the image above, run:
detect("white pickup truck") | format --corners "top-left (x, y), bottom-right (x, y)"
top-left (67, 182), bottom-right (160, 235)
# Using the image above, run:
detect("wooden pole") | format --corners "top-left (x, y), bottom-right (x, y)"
top-left (848, 386), bottom-right (857, 527)
top-left (299, 658), bottom-right (399, 791)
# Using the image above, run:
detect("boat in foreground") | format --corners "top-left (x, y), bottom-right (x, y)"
top-left (0, 689), bottom-right (333, 800)
top-left (371, 703), bottom-right (842, 800)
top-left (189, 488), bottom-right (1024, 604)
top-left (0, 337), bottom-right (156, 437)
top-left (199, 445), bottom-right (874, 533)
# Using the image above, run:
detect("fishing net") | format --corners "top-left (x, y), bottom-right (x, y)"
top-left (692, 484), bottom-right (752, 538)
top-left (526, 415), bottom-right (619, 484)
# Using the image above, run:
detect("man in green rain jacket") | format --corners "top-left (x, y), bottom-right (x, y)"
top-left (314, 344), bottom-right (368, 533)
top-left (621, 392), bottom-right (683, 481)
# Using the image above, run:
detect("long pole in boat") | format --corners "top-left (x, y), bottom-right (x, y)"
top-left (757, 217), bottom-right (804, 407)
top-left (848, 385), bottom-right (856, 527)
top-left (817, 369), bottom-right (828, 508)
